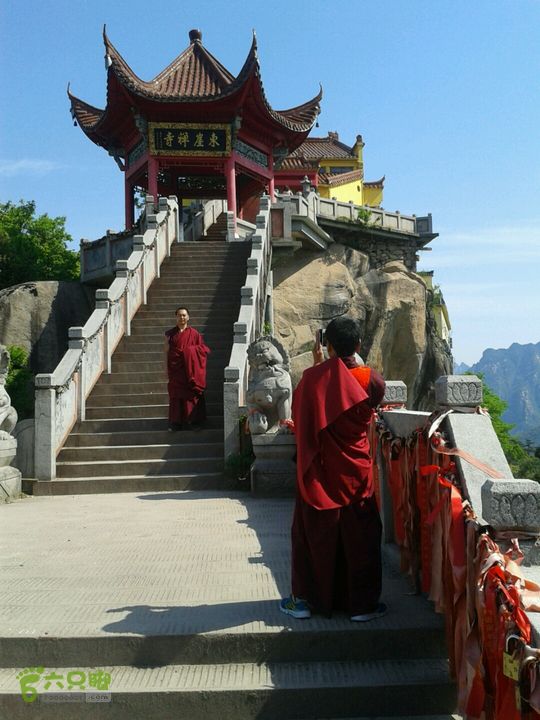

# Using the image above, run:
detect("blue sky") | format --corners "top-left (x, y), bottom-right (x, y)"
top-left (1, 0), bottom-right (539, 365)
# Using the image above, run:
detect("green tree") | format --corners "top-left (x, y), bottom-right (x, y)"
top-left (0, 200), bottom-right (79, 289)
top-left (472, 373), bottom-right (540, 481)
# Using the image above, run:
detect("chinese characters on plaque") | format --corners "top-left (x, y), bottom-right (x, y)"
top-left (149, 124), bottom-right (231, 156)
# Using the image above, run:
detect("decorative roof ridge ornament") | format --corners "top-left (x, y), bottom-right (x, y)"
top-left (103, 24), bottom-right (112, 69)
top-left (188, 28), bottom-right (202, 44)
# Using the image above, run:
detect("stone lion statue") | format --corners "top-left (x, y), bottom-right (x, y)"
top-left (0, 346), bottom-right (18, 438)
top-left (246, 335), bottom-right (292, 434)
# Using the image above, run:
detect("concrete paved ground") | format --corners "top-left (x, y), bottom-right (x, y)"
top-left (0, 490), bottom-right (441, 642)
top-left (0, 491), bottom-right (460, 718)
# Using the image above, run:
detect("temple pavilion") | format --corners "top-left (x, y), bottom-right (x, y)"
top-left (69, 28), bottom-right (323, 228)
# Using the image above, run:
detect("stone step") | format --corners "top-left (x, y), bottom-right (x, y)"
top-left (85, 403), bottom-right (222, 420)
top-left (140, 300), bottom-right (240, 309)
top-left (173, 244), bottom-right (246, 250)
top-left (92, 384), bottom-right (224, 399)
top-left (150, 278), bottom-right (246, 288)
top-left (152, 283), bottom-right (244, 292)
top-left (64, 428), bottom-right (223, 447)
top-left (88, 381), bottom-right (170, 395)
top-left (128, 324), bottom-right (235, 335)
top-left (56, 456), bottom-right (224, 478)
top-left (72, 417), bottom-right (223, 433)
top-left (86, 392), bottom-right (215, 407)
top-left (156, 262), bottom-right (245, 270)
top-left (87, 385), bottom-right (223, 401)
top-left (97, 370), bottom-right (226, 385)
top-left (109, 359), bottom-right (229, 374)
top-left (154, 265), bottom-right (245, 273)
top-left (0, 659), bottom-right (455, 719)
top-left (86, 391), bottom-right (170, 407)
top-left (113, 349), bottom-right (231, 360)
top-left (22, 472), bottom-right (230, 496)
top-left (124, 326), bottom-right (234, 338)
top-left (113, 348), bottom-right (231, 360)
top-left (133, 309), bottom-right (238, 319)
top-left (58, 442), bottom-right (224, 462)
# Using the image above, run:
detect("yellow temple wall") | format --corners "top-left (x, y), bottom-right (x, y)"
top-left (318, 180), bottom-right (363, 204)
top-left (363, 185), bottom-right (383, 207)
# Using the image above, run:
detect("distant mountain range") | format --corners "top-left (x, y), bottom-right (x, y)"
top-left (454, 342), bottom-right (540, 445)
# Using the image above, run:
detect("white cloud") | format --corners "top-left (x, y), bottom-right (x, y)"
top-left (0, 159), bottom-right (65, 177)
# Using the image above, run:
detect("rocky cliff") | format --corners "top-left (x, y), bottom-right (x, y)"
top-left (470, 342), bottom-right (540, 445)
top-left (272, 243), bottom-right (452, 408)
top-left (0, 281), bottom-right (95, 374)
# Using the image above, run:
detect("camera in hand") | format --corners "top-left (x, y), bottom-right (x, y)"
top-left (318, 329), bottom-right (327, 346)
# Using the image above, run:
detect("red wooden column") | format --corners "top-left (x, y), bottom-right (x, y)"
top-left (268, 156), bottom-right (276, 203)
top-left (124, 177), bottom-right (134, 229)
top-left (147, 156), bottom-right (159, 204)
top-left (225, 156), bottom-right (237, 222)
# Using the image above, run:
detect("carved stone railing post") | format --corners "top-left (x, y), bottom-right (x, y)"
top-left (34, 382), bottom-right (56, 481)
top-left (435, 374), bottom-right (483, 408)
top-left (133, 235), bottom-right (146, 305)
top-left (482, 480), bottom-right (540, 533)
top-left (223, 367), bottom-right (241, 458)
top-left (95, 290), bottom-right (111, 373)
top-left (68, 327), bottom-right (86, 421)
top-left (383, 380), bottom-right (407, 406)
top-left (226, 211), bottom-right (236, 242)
top-left (170, 196), bottom-right (183, 242)
top-left (116, 260), bottom-right (130, 336)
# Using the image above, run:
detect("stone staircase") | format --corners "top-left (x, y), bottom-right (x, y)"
top-left (26, 240), bottom-right (251, 495)
top-left (202, 211), bottom-right (227, 241)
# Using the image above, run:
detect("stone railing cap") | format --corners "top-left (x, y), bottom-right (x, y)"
top-left (383, 380), bottom-right (407, 404)
top-left (224, 366), bottom-right (240, 381)
top-left (435, 374), bottom-right (483, 407)
top-left (481, 478), bottom-right (540, 531)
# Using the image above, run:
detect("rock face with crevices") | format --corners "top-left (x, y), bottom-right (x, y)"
top-left (272, 244), bottom-right (452, 408)
top-left (0, 281), bottom-right (95, 374)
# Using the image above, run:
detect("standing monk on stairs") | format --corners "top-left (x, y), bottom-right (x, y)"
top-left (164, 306), bottom-right (210, 431)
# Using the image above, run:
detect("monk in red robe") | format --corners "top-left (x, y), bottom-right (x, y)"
top-left (280, 317), bottom-right (386, 621)
top-left (164, 306), bottom-right (210, 431)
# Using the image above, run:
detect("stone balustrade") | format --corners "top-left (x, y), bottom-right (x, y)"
top-left (80, 195), bottom-right (182, 283)
top-left (33, 196), bottom-right (180, 481)
top-left (378, 373), bottom-right (540, 645)
top-left (274, 190), bottom-right (433, 238)
top-left (223, 196), bottom-right (273, 457)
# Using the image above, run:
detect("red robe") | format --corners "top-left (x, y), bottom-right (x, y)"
top-left (165, 326), bottom-right (210, 426)
top-left (290, 356), bottom-right (385, 616)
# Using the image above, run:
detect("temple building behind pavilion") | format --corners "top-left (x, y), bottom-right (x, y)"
top-left (69, 28), bottom-right (384, 227)
top-left (275, 131), bottom-right (384, 207)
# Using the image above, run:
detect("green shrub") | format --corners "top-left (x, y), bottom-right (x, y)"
top-left (5, 345), bottom-right (34, 420)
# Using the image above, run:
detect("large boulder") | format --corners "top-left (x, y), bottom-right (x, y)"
top-left (272, 246), bottom-right (452, 408)
top-left (0, 281), bottom-right (95, 374)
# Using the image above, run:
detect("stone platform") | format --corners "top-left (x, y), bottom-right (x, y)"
top-left (0, 491), bottom-right (457, 719)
